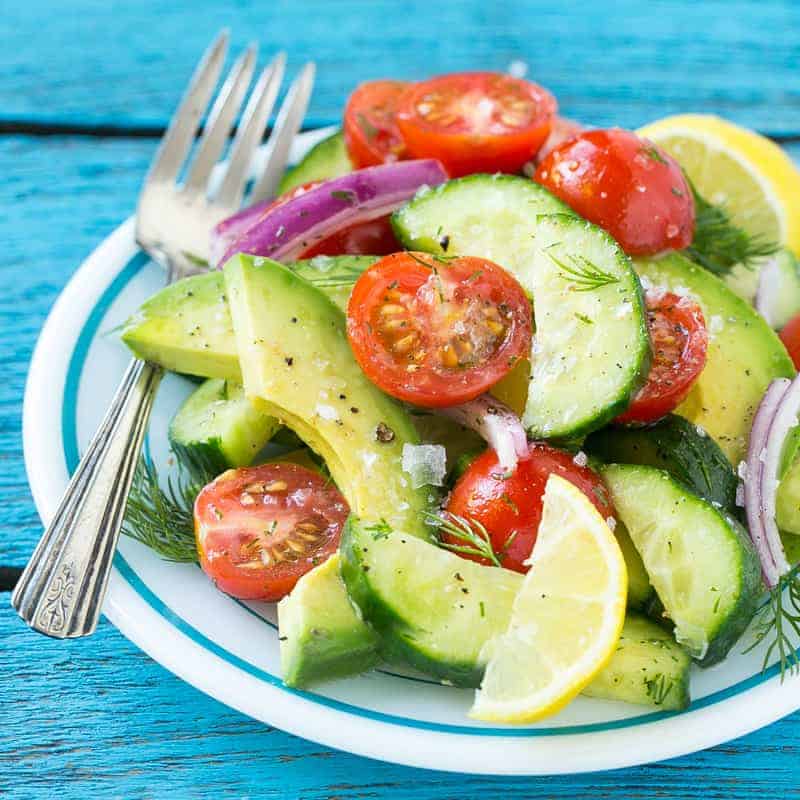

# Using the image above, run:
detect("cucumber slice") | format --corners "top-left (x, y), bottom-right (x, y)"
top-left (291, 254), bottom-right (376, 312)
top-left (277, 130), bottom-right (352, 194)
top-left (601, 464), bottom-right (761, 665)
top-left (342, 516), bottom-right (688, 707)
top-left (585, 415), bottom-right (738, 512)
top-left (393, 177), bottom-right (650, 438)
top-left (169, 378), bottom-right (281, 477)
top-left (341, 517), bottom-right (520, 686)
top-left (615, 521), bottom-right (655, 610)
top-left (582, 612), bottom-right (690, 711)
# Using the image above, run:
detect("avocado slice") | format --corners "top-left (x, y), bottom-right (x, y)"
top-left (634, 252), bottom-right (795, 465)
top-left (120, 256), bottom-right (377, 380)
top-left (223, 255), bottom-right (437, 684)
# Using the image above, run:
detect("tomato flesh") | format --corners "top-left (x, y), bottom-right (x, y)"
top-left (616, 291), bottom-right (708, 425)
top-left (396, 72), bottom-right (556, 177)
top-left (301, 215), bottom-right (399, 258)
top-left (194, 463), bottom-right (349, 601)
top-left (343, 80), bottom-right (409, 168)
top-left (445, 443), bottom-right (614, 573)
top-left (347, 252), bottom-right (532, 407)
top-left (534, 128), bottom-right (695, 255)
top-left (780, 313), bottom-right (800, 370)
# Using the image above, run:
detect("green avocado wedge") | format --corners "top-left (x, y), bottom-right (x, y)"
top-left (601, 464), bottom-right (761, 666)
top-left (120, 256), bottom-right (377, 380)
top-left (340, 517), bottom-right (690, 707)
top-left (634, 252), bottom-right (795, 465)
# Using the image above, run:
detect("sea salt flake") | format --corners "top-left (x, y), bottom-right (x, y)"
top-left (401, 444), bottom-right (447, 489)
top-left (572, 451), bottom-right (588, 467)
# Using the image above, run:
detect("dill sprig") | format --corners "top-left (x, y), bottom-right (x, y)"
top-left (427, 511), bottom-right (513, 567)
top-left (644, 672), bottom-right (675, 706)
top-left (684, 179), bottom-right (779, 276)
top-left (744, 563), bottom-right (800, 680)
top-left (548, 252), bottom-right (620, 292)
top-left (122, 457), bottom-right (214, 562)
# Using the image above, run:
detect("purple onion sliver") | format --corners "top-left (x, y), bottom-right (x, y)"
top-left (210, 198), bottom-right (272, 267)
top-left (439, 394), bottom-right (528, 474)
top-left (760, 374), bottom-right (800, 582)
top-left (744, 377), bottom-right (790, 587)
top-left (216, 159), bottom-right (448, 267)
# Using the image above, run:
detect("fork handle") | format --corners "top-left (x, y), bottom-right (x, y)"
top-left (12, 358), bottom-right (162, 638)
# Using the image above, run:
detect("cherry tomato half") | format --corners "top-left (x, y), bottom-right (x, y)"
top-left (779, 313), bottom-right (800, 370)
top-left (396, 72), bottom-right (556, 177)
top-left (534, 128), bottom-right (695, 255)
top-left (534, 116), bottom-right (584, 164)
top-left (194, 463), bottom-right (349, 601)
top-left (445, 443), bottom-right (614, 573)
top-left (347, 252), bottom-right (532, 407)
top-left (343, 80), bottom-right (409, 168)
top-left (615, 291), bottom-right (708, 425)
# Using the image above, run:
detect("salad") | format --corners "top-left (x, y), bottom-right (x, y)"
top-left (120, 70), bottom-right (800, 723)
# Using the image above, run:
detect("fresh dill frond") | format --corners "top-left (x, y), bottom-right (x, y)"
top-left (122, 457), bottom-right (213, 563)
top-left (365, 518), bottom-right (392, 540)
top-left (644, 672), bottom-right (675, 706)
top-left (548, 252), bottom-right (620, 292)
top-left (427, 511), bottom-right (505, 567)
top-left (744, 563), bottom-right (800, 681)
top-left (684, 179), bottom-right (779, 276)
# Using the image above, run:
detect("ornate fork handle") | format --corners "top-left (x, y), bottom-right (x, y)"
top-left (12, 358), bottom-right (162, 638)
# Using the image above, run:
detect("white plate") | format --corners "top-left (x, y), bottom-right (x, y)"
top-left (23, 129), bottom-right (800, 775)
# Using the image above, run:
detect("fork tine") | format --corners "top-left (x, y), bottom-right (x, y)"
top-left (146, 30), bottom-right (229, 185)
top-left (215, 52), bottom-right (286, 209)
top-left (248, 62), bottom-right (316, 204)
top-left (183, 44), bottom-right (257, 193)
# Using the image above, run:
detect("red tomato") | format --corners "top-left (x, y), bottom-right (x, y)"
top-left (194, 463), bottom-right (349, 601)
top-left (534, 128), bottom-right (695, 255)
top-left (445, 443), bottom-right (614, 573)
top-left (779, 313), bottom-right (800, 370)
top-left (347, 252), bottom-right (532, 407)
top-left (616, 291), bottom-right (708, 425)
top-left (395, 72), bottom-right (556, 177)
top-left (301, 215), bottom-right (399, 258)
top-left (343, 80), bottom-right (409, 168)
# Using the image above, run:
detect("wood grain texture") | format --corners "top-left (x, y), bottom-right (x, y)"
top-left (2, 0), bottom-right (800, 134)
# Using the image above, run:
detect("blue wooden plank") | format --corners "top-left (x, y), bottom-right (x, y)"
top-left (2, 606), bottom-right (800, 800)
top-left (2, 0), bottom-right (800, 135)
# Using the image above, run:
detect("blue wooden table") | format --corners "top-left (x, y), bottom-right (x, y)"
top-left (3, 1), bottom-right (800, 797)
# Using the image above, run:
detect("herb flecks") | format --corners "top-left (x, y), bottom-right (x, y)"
top-left (684, 178), bottom-right (779, 275)
top-left (365, 518), bottom-right (392, 540)
top-left (428, 512), bottom-right (504, 567)
top-left (644, 673), bottom-right (675, 706)
top-left (744, 563), bottom-right (800, 681)
top-left (331, 189), bottom-right (357, 204)
top-left (548, 252), bottom-right (620, 292)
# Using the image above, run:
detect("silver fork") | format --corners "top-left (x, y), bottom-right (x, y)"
top-left (12, 31), bottom-right (315, 638)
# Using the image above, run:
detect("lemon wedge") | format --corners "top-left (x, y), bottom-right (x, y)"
top-left (470, 474), bottom-right (627, 723)
top-left (638, 114), bottom-right (800, 256)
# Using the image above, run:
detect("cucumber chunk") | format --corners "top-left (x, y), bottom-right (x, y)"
top-left (277, 130), bottom-right (352, 194)
top-left (393, 176), bottom-right (650, 439)
top-left (342, 516), bottom-right (688, 707)
top-left (583, 612), bottom-right (690, 711)
top-left (615, 521), bottom-right (655, 610)
top-left (601, 464), bottom-right (761, 665)
top-left (585, 415), bottom-right (738, 513)
top-left (169, 378), bottom-right (281, 477)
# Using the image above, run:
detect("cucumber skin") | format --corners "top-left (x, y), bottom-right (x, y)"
top-left (340, 519), bottom-right (487, 687)
top-left (585, 415), bottom-right (738, 513)
top-left (277, 130), bottom-right (352, 194)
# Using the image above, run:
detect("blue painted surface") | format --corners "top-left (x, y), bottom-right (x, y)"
top-left (3, 2), bottom-right (800, 797)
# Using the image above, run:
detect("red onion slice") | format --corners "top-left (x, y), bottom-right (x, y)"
top-left (439, 394), bottom-right (528, 474)
top-left (745, 377), bottom-right (790, 587)
top-left (755, 255), bottom-right (781, 328)
top-left (214, 159), bottom-right (447, 267)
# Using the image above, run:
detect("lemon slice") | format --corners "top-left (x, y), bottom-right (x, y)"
top-left (470, 474), bottom-right (627, 723)
top-left (638, 114), bottom-right (800, 255)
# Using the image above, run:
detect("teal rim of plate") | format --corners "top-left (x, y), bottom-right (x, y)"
top-left (58, 249), bottom-right (791, 738)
